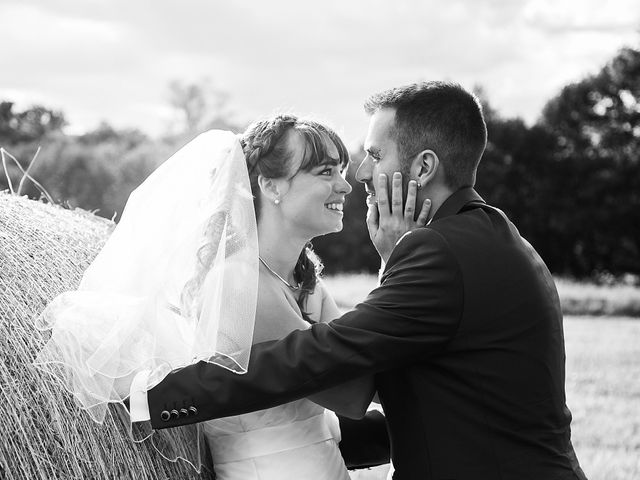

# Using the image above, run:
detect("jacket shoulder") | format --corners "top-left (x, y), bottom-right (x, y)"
top-left (384, 226), bottom-right (460, 278)
top-left (391, 225), bottom-right (454, 257)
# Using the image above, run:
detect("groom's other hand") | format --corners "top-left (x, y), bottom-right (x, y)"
top-left (338, 411), bottom-right (390, 469)
top-left (367, 172), bottom-right (431, 263)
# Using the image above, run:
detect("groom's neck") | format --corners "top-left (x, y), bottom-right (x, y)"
top-left (421, 184), bottom-right (455, 221)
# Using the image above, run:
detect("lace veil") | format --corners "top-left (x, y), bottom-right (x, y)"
top-left (34, 130), bottom-right (259, 471)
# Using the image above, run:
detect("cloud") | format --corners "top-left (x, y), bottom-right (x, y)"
top-left (1, 0), bottom-right (638, 144)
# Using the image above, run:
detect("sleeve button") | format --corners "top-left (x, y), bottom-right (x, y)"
top-left (188, 406), bottom-right (198, 416)
top-left (160, 410), bottom-right (171, 422)
top-left (170, 409), bottom-right (180, 420)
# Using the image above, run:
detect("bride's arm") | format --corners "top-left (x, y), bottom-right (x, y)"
top-left (306, 281), bottom-right (376, 419)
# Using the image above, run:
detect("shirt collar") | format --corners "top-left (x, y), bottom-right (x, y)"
top-left (432, 187), bottom-right (486, 222)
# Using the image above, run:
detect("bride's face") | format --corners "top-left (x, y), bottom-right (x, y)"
top-left (278, 132), bottom-right (352, 239)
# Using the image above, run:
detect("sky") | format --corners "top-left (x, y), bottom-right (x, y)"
top-left (1, 0), bottom-right (639, 148)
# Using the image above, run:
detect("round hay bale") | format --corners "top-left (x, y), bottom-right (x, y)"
top-left (0, 192), bottom-right (213, 479)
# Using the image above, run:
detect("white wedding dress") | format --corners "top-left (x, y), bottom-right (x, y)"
top-left (202, 263), bottom-right (351, 480)
top-left (32, 130), bottom-right (353, 478)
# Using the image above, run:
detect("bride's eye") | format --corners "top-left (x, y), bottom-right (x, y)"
top-left (319, 167), bottom-right (333, 176)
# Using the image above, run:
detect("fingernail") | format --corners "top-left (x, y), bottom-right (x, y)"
top-left (394, 172), bottom-right (401, 178)
top-left (409, 181), bottom-right (416, 187)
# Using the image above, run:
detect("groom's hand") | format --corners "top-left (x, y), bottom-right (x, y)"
top-left (366, 172), bottom-right (431, 263)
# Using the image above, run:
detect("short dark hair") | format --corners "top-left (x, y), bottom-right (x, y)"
top-left (364, 81), bottom-right (487, 188)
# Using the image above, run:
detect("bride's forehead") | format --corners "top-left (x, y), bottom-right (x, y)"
top-left (287, 130), bottom-right (338, 170)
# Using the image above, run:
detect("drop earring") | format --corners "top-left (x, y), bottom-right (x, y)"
top-left (274, 197), bottom-right (280, 205)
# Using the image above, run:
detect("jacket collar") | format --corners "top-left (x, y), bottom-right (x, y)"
top-left (432, 187), bottom-right (485, 222)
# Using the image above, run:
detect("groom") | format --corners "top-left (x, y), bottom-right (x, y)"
top-left (138, 82), bottom-right (587, 479)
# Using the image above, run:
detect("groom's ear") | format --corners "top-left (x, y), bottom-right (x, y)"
top-left (410, 150), bottom-right (439, 189)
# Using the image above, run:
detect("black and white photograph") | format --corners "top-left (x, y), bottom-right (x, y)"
top-left (1, 1), bottom-right (639, 479)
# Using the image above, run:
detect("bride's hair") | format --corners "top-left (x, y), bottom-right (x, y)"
top-left (240, 114), bottom-right (350, 321)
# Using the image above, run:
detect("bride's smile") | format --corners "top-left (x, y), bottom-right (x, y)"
top-left (324, 202), bottom-right (344, 214)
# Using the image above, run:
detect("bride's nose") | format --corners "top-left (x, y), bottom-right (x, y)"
top-left (335, 174), bottom-right (352, 195)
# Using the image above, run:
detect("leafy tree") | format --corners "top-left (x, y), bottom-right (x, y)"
top-left (0, 102), bottom-right (65, 145)
top-left (475, 101), bottom-right (560, 271)
top-left (10, 125), bottom-right (169, 220)
top-left (539, 45), bottom-right (640, 276)
top-left (4, 53), bottom-right (639, 279)
top-left (474, 45), bottom-right (640, 279)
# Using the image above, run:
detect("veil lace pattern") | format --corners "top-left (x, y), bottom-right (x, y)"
top-left (34, 130), bottom-right (259, 471)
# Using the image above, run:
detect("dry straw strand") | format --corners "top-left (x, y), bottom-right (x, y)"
top-left (0, 192), bottom-right (214, 479)
top-left (16, 146), bottom-right (41, 195)
top-left (1, 147), bottom-right (54, 204)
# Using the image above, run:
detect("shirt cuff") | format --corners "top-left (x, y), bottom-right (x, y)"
top-left (377, 259), bottom-right (386, 284)
top-left (129, 369), bottom-right (151, 422)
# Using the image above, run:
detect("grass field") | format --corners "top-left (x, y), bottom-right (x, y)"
top-left (564, 316), bottom-right (640, 480)
top-left (324, 274), bottom-right (640, 317)
top-left (322, 276), bottom-right (640, 480)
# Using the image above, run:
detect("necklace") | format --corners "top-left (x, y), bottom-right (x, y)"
top-left (259, 256), bottom-right (301, 291)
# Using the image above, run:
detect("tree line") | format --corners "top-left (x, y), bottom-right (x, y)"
top-left (2, 47), bottom-right (639, 280)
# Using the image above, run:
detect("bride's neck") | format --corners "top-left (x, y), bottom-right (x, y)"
top-left (257, 218), bottom-right (308, 282)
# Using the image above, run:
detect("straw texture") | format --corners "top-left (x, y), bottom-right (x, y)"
top-left (0, 192), bottom-right (214, 479)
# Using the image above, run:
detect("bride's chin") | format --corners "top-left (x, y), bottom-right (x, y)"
top-left (313, 224), bottom-right (342, 237)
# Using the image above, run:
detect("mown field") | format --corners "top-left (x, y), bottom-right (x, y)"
top-left (322, 275), bottom-right (640, 480)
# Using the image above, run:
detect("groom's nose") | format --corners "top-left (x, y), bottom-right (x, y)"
top-left (355, 156), bottom-right (372, 184)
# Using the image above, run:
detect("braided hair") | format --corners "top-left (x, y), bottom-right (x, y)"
top-left (240, 114), bottom-right (349, 322)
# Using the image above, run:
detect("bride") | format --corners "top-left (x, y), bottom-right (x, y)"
top-left (35, 114), bottom-right (424, 479)
top-left (200, 115), bottom-right (373, 479)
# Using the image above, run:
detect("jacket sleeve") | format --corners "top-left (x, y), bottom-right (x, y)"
top-left (148, 228), bottom-right (463, 429)
top-left (338, 410), bottom-right (390, 469)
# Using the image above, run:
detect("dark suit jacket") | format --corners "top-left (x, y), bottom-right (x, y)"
top-left (148, 188), bottom-right (587, 480)
top-left (337, 410), bottom-right (390, 469)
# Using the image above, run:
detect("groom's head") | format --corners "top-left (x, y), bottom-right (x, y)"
top-left (359, 81), bottom-right (487, 207)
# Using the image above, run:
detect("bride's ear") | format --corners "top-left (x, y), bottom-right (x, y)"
top-left (410, 150), bottom-right (439, 189)
top-left (257, 175), bottom-right (285, 205)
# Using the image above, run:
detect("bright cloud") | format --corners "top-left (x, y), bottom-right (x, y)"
top-left (1, 0), bottom-right (638, 146)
